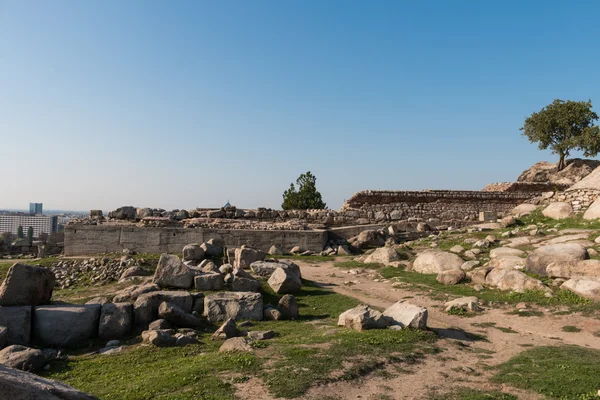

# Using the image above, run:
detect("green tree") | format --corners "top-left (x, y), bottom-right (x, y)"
top-left (17, 225), bottom-right (24, 239)
top-left (521, 99), bottom-right (600, 171)
top-left (26, 226), bottom-right (33, 242)
top-left (282, 171), bottom-right (327, 210)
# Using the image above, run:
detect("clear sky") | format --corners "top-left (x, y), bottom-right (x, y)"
top-left (1, 1), bottom-right (599, 212)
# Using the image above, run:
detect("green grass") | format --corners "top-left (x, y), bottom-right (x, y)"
top-left (562, 325), bottom-right (582, 333)
top-left (334, 260), bottom-right (382, 269)
top-left (0, 262), bottom-right (12, 281)
top-left (507, 310), bottom-right (544, 317)
top-left (493, 345), bottom-right (600, 399)
top-left (43, 280), bottom-right (436, 399)
top-left (274, 254), bottom-right (339, 263)
top-left (519, 209), bottom-right (600, 231)
top-left (434, 388), bottom-right (517, 400)
top-left (495, 327), bottom-right (517, 334)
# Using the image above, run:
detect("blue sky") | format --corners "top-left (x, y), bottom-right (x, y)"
top-left (1, 1), bottom-right (599, 211)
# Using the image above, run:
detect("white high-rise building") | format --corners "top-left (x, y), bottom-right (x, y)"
top-left (0, 215), bottom-right (58, 237)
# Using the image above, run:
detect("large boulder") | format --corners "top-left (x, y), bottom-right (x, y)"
top-left (546, 259), bottom-right (600, 280)
top-left (337, 305), bottom-right (389, 331)
top-left (0, 306), bottom-right (31, 346)
top-left (33, 305), bottom-right (101, 348)
top-left (542, 202), bottom-right (573, 220)
top-left (485, 268), bottom-right (550, 293)
top-left (511, 204), bottom-right (537, 217)
top-left (348, 230), bottom-right (385, 249)
top-left (182, 244), bottom-right (205, 262)
top-left (228, 268), bottom-right (261, 292)
top-left (153, 254), bottom-right (193, 289)
top-left (468, 266), bottom-right (493, 285)
top-left (489, 247), bottom-right (525, 258)
top-left (412, 250), bottom-right (463, 274)
top-left (436, 269), bottom-right (465, 285)
top-left (267, 268), bottom-right (302, 294)
top-left (383, 302), bottom-right (428, 329)
top-left (98, 303), bottom-right (132, 340)
top-left (0, 345), bottom-right (48, 372)
top-left (157, 302), bottom-right (201, 328)
top-left (250, 261), bottom-right (301, 280)
top-left (583, 198), bottom-right (600, 220)
top-left (119, 266), bottom-right (152, 281)
top-left (133, 291), bottom-right (193, 329)
top-left (0, 264), bottom-right (55, 307)
top-left (204, 292), bottom-right (263, 323)
top-left (0, 364), bottom-right (99, 400)
top-left (525, 243), bottom-right (588, 276)
top-left (108, 206), bottom-right (136, 220)
top-left (561, 278), bottom-right (600, 301)
top-left (141, 329), bottom-right (176, 347)
top-left (234, 248), bottom-right (266, 269)
top-left (363, 247), bottom-right (401, 264)
top-left (201, 242), bottom-right (223, 258)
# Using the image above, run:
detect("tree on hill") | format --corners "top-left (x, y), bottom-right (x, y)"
top-left (282, 171), bottom-right (327, 210)
top-left (17, 225), bottom-right (24, 239)
top-left (521, 99), bottom-right (600, 171)
top-left (26, 226), bottom-right (33, 242)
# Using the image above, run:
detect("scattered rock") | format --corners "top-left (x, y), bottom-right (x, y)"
top-left (542, 202), bottom-right (574, 220)
top-left (449, 245), bottom-right (464, 254)
top-left (247, 330), bottom-right (274, 341)
top-left (158, 302), bottom-right (201, 328)
top-left (525, 243), bottom-right (588, 276)
top-left (194, 273), bottom-right (225, 291)
top-left (182, 244), bottom-right (205, 262)
top-left (382, 302), bottom-right (428, 329)
top-left (141, 329), bottom-right (176, 347)
top-left (204, 292), bottom-right (263, 323)
top-left (0, 264), bottom-right (55, 307)
top-left (212, 318), bottom-right (237, 340)
top-left (133, 291), bottom-right (193, 329)
top-left (485, 268), bottom-right (550, 293)
top-left (0, 345), bottom-right (48, 372)
top-left (153, 254), bottom-right (193, 289)
top-left (0, 306), bottom-right (31, 346)
top-left (277, 294), bottom-right (299, 319)
top-left (263, 305), bottom-right (282, 321)
top-left (511, 204), bottom-right (537, 217)
top-left (219, 337), bottom-right (253, 352)
top-left (436, 269), bottom-right (466, 285)
top-left (268, 268), bottom-right (302, 294)
top-left (148, 319), bottom-right (172, 330)
top-left (489, 247), bottom-right (525, 258)
top-left (98, 303), bottom-right (132, 340)
top-left (412, 250), bottom-right (463, 274)
top-left (234, 248), bottom-right (266, 270)
top-left (337, 304), bottom-right (389, 331)
top-left (561, 278), bottom-right (600, 301)
top-left (444, 297), bottom-right (481, 312)
top-left (460, 260), bottom-right (480, 272)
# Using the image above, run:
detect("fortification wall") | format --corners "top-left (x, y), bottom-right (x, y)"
top-left (340, 190), bottom-right (537, 221)
top-left (547, 189), bottom-right (600, 212)
top-left (64, 225), bottom-right (328, 256)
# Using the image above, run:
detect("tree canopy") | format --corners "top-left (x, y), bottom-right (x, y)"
top-left (521, 99), bottom-right (600, 170)
top-left (281, 171), bottom-right (326, 210)
top-left (26, 226), bottom-right (33, 242)
top-left (17, 225), bottom-right (24, 239)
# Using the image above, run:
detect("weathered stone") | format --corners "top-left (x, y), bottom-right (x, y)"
top-left (133, 291), bottom-right (193, 329)
top-left (113, 283), bottom-right (160, 303)
top-left (212, 318), bottom-right (237, 340)
top-left (268, 245), bottom-right (283, 255)
top-left (460, 260), bottom-right (480, 272)
top-left (158, 302), bottom-right (201, 329)
top-left (277, 294), bottom-right (299, 319)
top-left (148, 319), bottom-right (172, 330)
top-left (468, 267), bottom-right (493, 285)
top-left (511, 203), bottom-right (537, 217)
top-left (583, 198), bottom-right (600, 220)
top-left (382, 302), bottom-right (428, 329)
top-left (348, 230), bottom-right (385, 249)
top-left (546, 259), bottom-right (600, 280)
top-left (489, 247), bottom-right (525, 258)
top-left (219, 337), bottom-right (252, 352)
top-left (200, 260), bottom-right (220, 273)
top-left (219, 263), bottom-right (234, 275)
top-left (0, 264), bottom-right (55, 307)
top-left (182, 244), bottom-right (205, 262)
top-left (33, 305), bottom-right (101, 348)
top-left (234, 248), bottom-right (266, 269)
top-left (194, 273), bottom-right (225, 291)
top-left (444, 297), bottom-right (481, 312)
top-left (200, 242), bottom-right (223, 258)
top-left (489, 256), bottom-right (526, 269)
top-left (363, 247), bottom-right (401, 264)
top-left (153, 254), bottom-right (193, 289)
top-left (263, 305), bottom-right (282, 320)
top-left (485, 268), bottom-right (550, 293)
top-left (0, 306), bottom-right (31, 346)
top-left (500, 216), bottom-right (517, 228)
top-left (0, 326), bottom-right (6, 349)
top-left (141, 329), bottom-right (175, 347)
top-left (449, 245), bottom-right (464, 254)
top-left (247, 330), bottom-right (274, 341)
top-left (250, 261), bottom-right (301, 280)
top-left (99, 303), bottom-right (132, 340)
top-left (204, 292), bottom-right (263, 322)
top-left (0, 345), bottom-right (48, 372)
top-left (561, 278), bottom-right (600, 301)
top-left (436, 269), bottom-right (465, 285)
top-left (412, 250), bottom-right (463, 274)
top-left (0, 364), bottom-right (99, 400)
top-left (337, 245), bottom-right (352, 255)
top-left (337, 304), bottom-right (389, 331)
top-left (268, 268), bottom-right (302, 294)
top-left (230, 272), bottom-right (262, 292)
top-left (542, 202), bottom-right (573, 220)
top-left (525, 243), bottom-right (588, 276)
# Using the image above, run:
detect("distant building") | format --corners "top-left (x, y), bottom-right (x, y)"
top-left (0, 215), bottom-right (58, 237)
top-left (29, 203), bottom-right (43, 215)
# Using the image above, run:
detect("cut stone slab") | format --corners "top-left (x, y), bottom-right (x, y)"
top-left (0, 264), bottom-right (55, 307)
top-left (158, 301), bottom-right (201, 328)
top-left (33, 305), bottom-right (101, 348)
top-left (204, 292), bottom-right (263, 323)
top-left (250, 261), bottom-right (301, 279)
top-left (0, 306), bottom-right (31, 346)
top-left (182, 244), bottom-right (205, 262)
top-left (0, 364), bottom-right (99, 400)
top-left (133, 291), bottom-right (193, 329)
top-left (382, 302), bottom-right (428, 330)
top-left (412, 250), bottom-right (463, 274)
top-left (153, 254), bottom-right (193, 289)
top-left (337, 304), bottom-right (389, 331)
top-left (234, 248), bottom-right (266, 270)
top-left (194, 273), bottom-right (224, 291)
top-left (525, 243), bottom-right (588, 276)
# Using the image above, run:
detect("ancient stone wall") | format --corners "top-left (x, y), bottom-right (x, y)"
top-left (547, 189), bottom-right (600, 212)
top-left (64, 225), bottom-right (328, 256)
top-left (482, 181), bottom-right (567, 193)
top-left (340, 190), bottom-right (537, 222)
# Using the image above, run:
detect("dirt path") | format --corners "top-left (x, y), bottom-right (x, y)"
top-left (287, 260), bottom-right (600, 399)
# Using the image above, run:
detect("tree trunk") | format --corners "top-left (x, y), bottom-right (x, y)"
top-left (557, 154), bottom-right (567, 171)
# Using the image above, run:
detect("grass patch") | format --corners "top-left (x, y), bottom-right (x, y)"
top-left (334, 260), bottom-right (382, 270)
top-left (0, 262), bottom-right (12, 281)
top-left (434, 388), bottom-right (517, 400)
top-left (507, 310), bottom-right (544, 317)
top-left (495, 327), bottom-right (518, 334)
top-left (562, 325), bottom-right (582, 333)
top-left (274, 254), bottom-right (338, 263)
top-left (493, 345), bottom-right (600, 398)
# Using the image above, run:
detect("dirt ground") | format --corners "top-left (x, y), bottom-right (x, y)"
top-left (237, 260), bottom-right (600, 400)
